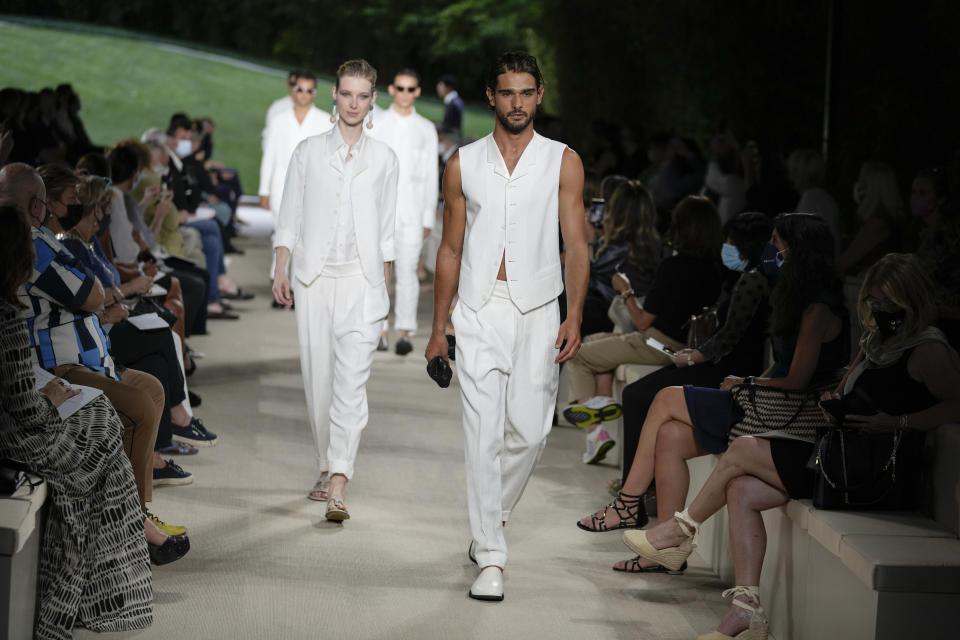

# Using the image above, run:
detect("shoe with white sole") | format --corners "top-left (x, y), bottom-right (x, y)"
top-left (469, 566), bottom-right (503, 601)
top-left (563, 396), bottom-right (622, 428)
top-left (583, 427), bottom-right (616, 464)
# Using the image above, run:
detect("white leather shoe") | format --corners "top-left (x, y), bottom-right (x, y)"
top-left (469, 566), bottom-right (504, 601)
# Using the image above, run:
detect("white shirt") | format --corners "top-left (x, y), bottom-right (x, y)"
top-left (265, 95), bottom-right (293, 126)
top-left (443, 90), bottom-right (460, 105)
top-left (107, 186), bottom-right (139, 263)
top-left (704, 161), bottom-right (747, 225)
top-left (258, 105), bottom-right (332, 212)
top-left (369, 105), bottom-right (439, 237)
top-left (329, 144), bottom-right (359, 263)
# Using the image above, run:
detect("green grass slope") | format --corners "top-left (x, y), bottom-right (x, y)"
top-left (0, 20), bottom-right (493, 193)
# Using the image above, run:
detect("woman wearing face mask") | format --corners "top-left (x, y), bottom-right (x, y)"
top-left (577, 214), bottom-right (847, 568)
top-left (597, 212), bottom-right (773, 559)
top-left (627, 253), bottom-right (960, 640)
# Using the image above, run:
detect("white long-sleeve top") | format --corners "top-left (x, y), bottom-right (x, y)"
top-left (275, 126), bottom-right (399, 322)
top-left (258, 105), bottom-right (331, 212)
top-left (368, 105), bottom-right (439, 239)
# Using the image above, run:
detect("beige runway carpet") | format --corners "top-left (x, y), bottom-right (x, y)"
top-left (77, 237), bottom-right (729, 640)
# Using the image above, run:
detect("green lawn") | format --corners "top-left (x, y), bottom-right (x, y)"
top-left (0, 20), bottom-right (493, 193)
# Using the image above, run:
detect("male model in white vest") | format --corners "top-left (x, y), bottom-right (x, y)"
top-left (369, 68), bottom-right (440, 354)
top-left (272, 59), bottom-right (399, 523)
top-left (425, 51), bottom-right (589, 601)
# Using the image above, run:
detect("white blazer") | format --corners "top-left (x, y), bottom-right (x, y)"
top-left (368, 106), bottom-right (439, 239)
top-left (275, 126), bottom-right (399, 322)
top-left (258, 105), bottom-right (332, 213)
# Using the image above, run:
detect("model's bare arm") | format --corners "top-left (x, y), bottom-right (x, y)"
top-left (555, 147), bottom-right (587, 363)
top-left (425, 152), bottom-right (466, 363)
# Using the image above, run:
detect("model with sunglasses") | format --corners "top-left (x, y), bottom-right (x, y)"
top-left (425, 51), bottom-right (588, 601)
top-left (259, 71), bottom-right (331, 290)
top-left (272, 59), bottom-right (398, 521)
top-left (369, 68), bottom-right (439, 354)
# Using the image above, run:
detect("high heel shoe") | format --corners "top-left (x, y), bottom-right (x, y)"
top-left (621, 509), bottom-right (697, 572)
top-left (697, 586), bottom-right (768, 640)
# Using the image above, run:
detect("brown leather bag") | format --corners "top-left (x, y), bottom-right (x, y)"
top-left (684, 306), bottom-right (719, 349)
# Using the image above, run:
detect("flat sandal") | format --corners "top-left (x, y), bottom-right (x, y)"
top-left (325, 497), bottom-right (349, 521)
top-left (577, 492), bottom-right (648, 532)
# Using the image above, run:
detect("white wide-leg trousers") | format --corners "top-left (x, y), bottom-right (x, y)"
top-left (453, 281), bottom-right (560, 569)
top-left (293, 260), bottom-right (380, 479)
top-left (391, 234), bottom-right (423, 334)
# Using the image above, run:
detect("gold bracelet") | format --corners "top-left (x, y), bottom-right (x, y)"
top-left (620, 288), bottom-right (635, 301)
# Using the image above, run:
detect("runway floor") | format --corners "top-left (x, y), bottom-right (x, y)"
top-left (77, 235), bottom-right (731, 640)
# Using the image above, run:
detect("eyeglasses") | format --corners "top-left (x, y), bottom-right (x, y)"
top-left (393, 86), bottom-right (418, 93)
top-left (293, 87), bottom-right (317, 94)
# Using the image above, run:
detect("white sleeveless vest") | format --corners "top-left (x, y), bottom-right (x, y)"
top-left (457, 132), bottom-right (566, 313)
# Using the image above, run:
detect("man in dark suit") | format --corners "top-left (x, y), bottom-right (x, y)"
top-left (436, 74), bottom-right (464, 141)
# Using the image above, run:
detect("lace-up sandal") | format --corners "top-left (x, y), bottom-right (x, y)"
top-left (697, 586), bottom-right (769, 640)
top-left (622, 508), bottom-right (698, 572)
top-left (577, 492), bottom-right (648, 532)
top-left (613, 556), bottom-right (687, 574)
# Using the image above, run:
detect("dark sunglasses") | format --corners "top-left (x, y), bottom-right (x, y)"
top-left (393, 86), bottom-right (418, 93)
top-left (293, 86), bottom-right (317, 94)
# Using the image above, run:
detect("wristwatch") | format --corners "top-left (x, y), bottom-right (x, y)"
top-left (743, 376), bottom-right (755, 385)
top-left (620, 288), bottom-right (635, 301)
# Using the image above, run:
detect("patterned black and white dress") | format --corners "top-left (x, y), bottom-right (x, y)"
top-left (0, 302), bottom-right (152, 639)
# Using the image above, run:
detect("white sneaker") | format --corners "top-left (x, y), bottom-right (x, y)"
top-left (583, 427), bottom-right (616, 464)
top-left (469, 566), bottom-right (504, 601)
top-left (563, 396), bottom-right (622, 428)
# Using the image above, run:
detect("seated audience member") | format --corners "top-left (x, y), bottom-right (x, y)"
top-left (62, 176), bottom-right (217, 463)
top-left (577, 214), bottom-right (847, 575)
top-left (837, 161), bottom-right (905, 276)
top-left (10, 163), bottom-right (161, 516)
top-left (586, 174), bottom-right (628, 256)
top-left (787, 148), bottom-right (840, 255)
top-left (0, 203), bottom-right (159, 639)
top-left (628, 253), bottom-right (960, 638)
top-left (164, 114), bottom-right (249, 318)
top-left (571, 180), bottom-right (661, 338)
top-left (109, 140), bottom-right (211, 338)
top-left (911, 168), bottom-right (960, 346)
top-left (563, 196), bottom-right (724, 445)
top-left (614, 212), bottom-right (774, 496)
top-left (703, 133), bottom-right (747, 225)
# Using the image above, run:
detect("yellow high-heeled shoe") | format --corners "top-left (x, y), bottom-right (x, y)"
top-left (622, 509), bottom-right (697, 572)
top-left (697, 586), bottom-right (769, 640)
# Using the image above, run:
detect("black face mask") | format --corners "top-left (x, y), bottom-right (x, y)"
top-left (873, 308), bottom-right (906, 338)
top-left (58, 203), bottom-right (86, 230)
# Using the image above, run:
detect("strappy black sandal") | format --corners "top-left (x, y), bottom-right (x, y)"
top-left (613, 556), bottom-right (687, 574)
top-left (576, 492), bottom-right (649, 532)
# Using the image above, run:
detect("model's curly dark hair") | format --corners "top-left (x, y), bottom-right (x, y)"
top-left (768, 213), bottom-right (843, 335)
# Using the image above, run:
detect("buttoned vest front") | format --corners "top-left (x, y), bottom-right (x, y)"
top-left (458, 132), bottom-right (566, 313)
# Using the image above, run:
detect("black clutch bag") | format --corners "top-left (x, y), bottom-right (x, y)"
top-left (426, 356), bottom-right (453, 388)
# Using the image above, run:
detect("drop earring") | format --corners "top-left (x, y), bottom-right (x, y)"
top-left (330, 100), bottom-right (338, 124)
top-left (365, 106), bottom-right (374, 129)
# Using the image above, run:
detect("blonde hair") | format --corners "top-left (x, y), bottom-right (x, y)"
top-left (76, 175), bottom-right (113, 215)
top-left (857, 161), bottom-right (903, 221)
top-left (336, 59), bottom-right (377, 89)
top-left (857, 253), bottom-right (938, 350)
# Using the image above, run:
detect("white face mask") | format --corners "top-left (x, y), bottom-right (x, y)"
top-left (152, 163), bottom-right (169, 177)
top-left (175, 139), bottom-right (193, 158)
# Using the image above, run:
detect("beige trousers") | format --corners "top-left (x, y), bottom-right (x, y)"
top-left (565, 327), bottom-right (685, 402)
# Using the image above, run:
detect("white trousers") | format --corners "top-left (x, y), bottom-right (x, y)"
top-left (453, 280), bottom-right (560, 569)
top-left (385, 234), bottom-right (423, 334)
top-left (293, 260), bottom-right (380, 479)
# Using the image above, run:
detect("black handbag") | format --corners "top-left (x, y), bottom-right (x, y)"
top-left (811, 427), bottom-right (923, 510)
top-left (684, 306), bottom-right (720, 349)
top-left (0, 459), bottom-right (29, 496)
